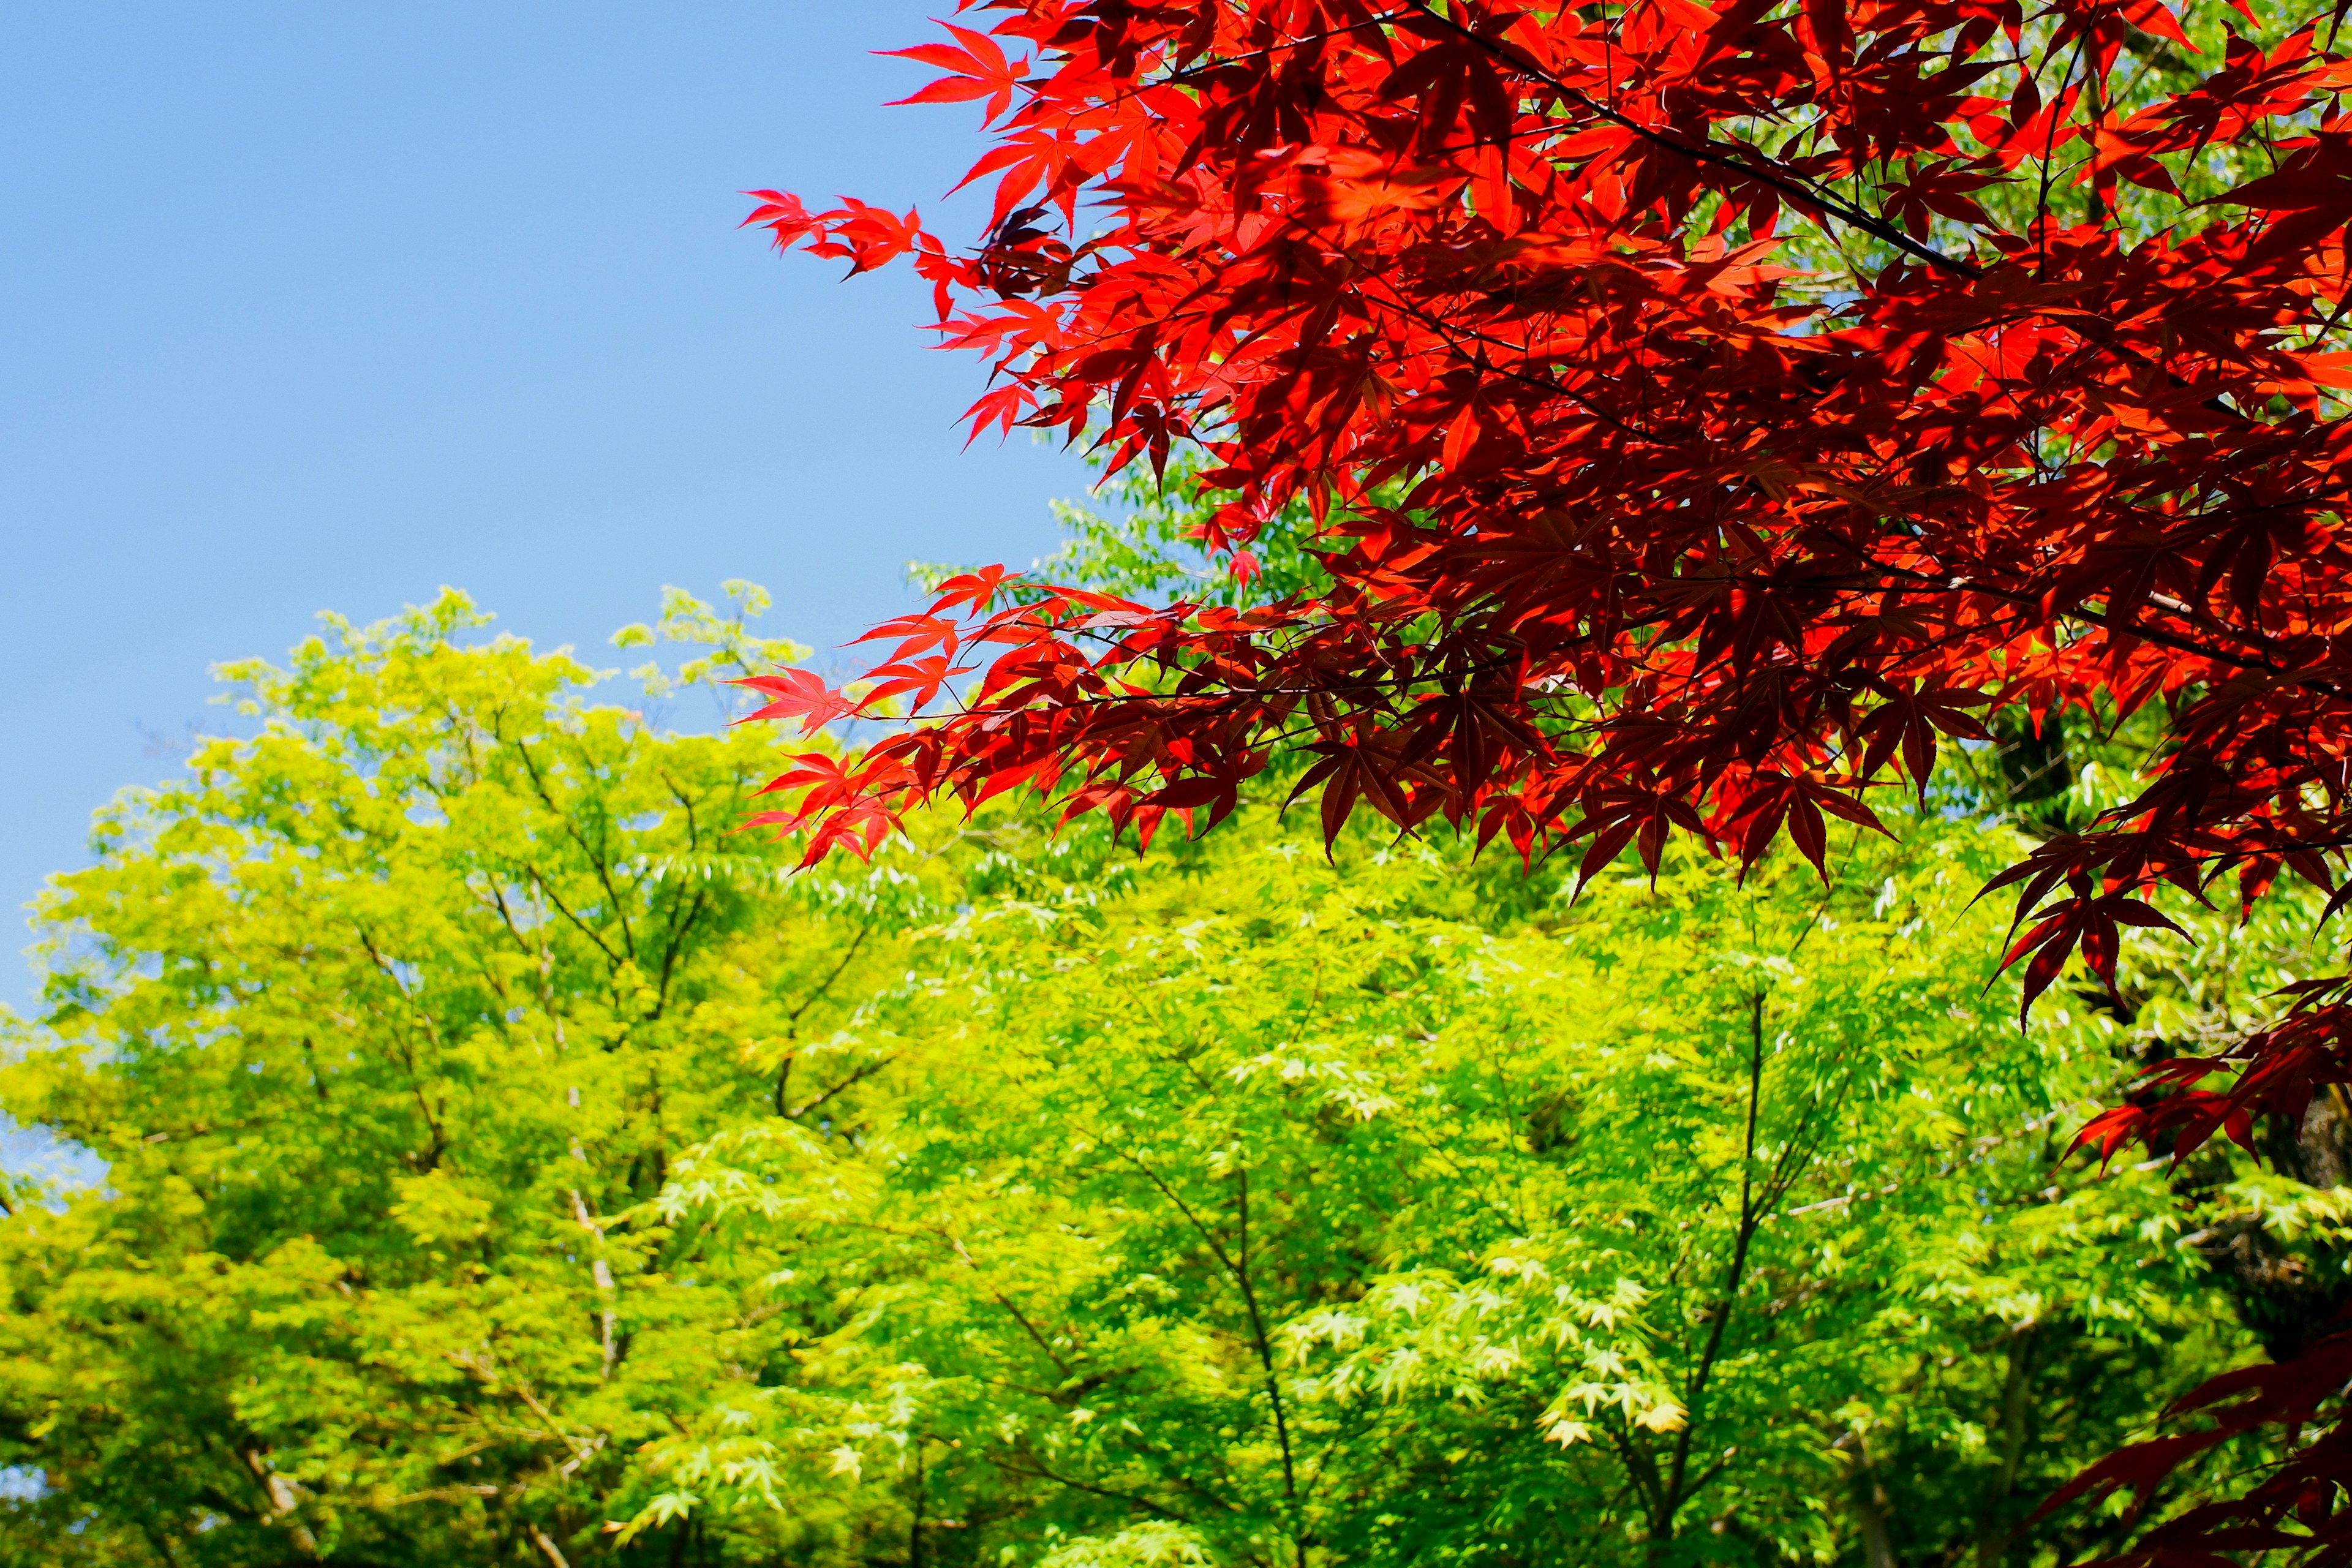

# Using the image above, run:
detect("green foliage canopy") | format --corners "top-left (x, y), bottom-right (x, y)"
top-left (0, 591), bottom-right (925, 1565)
top-left (0, 584), bottom-right (2335, 1566)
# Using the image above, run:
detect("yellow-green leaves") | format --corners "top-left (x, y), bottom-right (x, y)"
top-left (641, 808), bottom-right (2253, 1566)
top-left (0, 587), bottom-right (2306, 1567)
top-left (0, 592), bottom-right (916, 1566)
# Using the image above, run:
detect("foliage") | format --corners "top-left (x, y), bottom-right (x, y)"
top-left (640, 799), bottom-right (2276, 1566)
top-left (740, 1), bottom-right (2352, 1550)
top-left (0, 589), bottom-right (942, 1566)
top-left (4, 579), bottom-right (2343, 1564)
top-left (750, 0), bottom-right (2352, 1156)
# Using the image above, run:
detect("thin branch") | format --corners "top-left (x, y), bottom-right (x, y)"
top-left (1401, 0), bottom-right (1978, 279)
top-left (785, 1056), bottom-right (897, 1122)
top-left (1658, 989), bottom-right (1771, 1537)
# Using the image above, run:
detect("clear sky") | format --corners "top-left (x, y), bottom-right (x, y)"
top-left (1, 2), bottom-right (1091, 1016)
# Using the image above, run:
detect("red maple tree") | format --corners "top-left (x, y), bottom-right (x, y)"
top-left (747, 1), bottom-right (2352, 1550)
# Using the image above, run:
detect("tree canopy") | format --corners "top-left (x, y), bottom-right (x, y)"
top-left (751, 0), bottom-right (2352, 1145)
top-left (0, 590), bottom-right (919, 1565)
top-left (5, 584), bottom-right (2344, 1564)
top-left (739, 1), bottom-right (2352, 1548)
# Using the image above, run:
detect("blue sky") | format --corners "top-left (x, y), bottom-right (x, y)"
top-left (1, 2), bottom-right (1093, 1016)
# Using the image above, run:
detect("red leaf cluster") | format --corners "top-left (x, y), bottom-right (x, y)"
top-left (749, 0), bottom-right (2352, 1177)
top-left (2035, 1327), bottom-right (2352, 1562)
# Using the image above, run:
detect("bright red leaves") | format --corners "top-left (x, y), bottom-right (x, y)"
top-left (747, 0), bottom-right (2352, 1187)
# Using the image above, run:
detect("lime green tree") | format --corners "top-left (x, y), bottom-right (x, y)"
top-left (639, 799), bottom-right (2271, 1566)
top-left (0, 589), bottom-right (930, 1567)
top-left (0, 572), bottom-right (2332, 1567)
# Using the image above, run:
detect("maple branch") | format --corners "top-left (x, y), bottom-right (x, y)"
top-left (1659, 989), bottom-right (1771, 1537)
top-left (791, 922), bottom-right (873, 1035)
top-left (1154, 10), bottom-right (1417, 92)
top-left (1110, 1148), bottom-right (1306, 1559)
top-left (775, 922), bottom-right (875, 1114)
top-left (784, 1055), bottom-right (896, 1122)
top-left (1603, 1418), bottom-right (1670, 1523)
top-left (516, 861), bottom-right (625, 973)
top-left (1864, 560), bottom-right (2333, 689)
top-left (1235, 1168), bottom-right (1308, 1566)
top-left (648, 884), bottom-right (707, 1019)
top-left (513, 738), bottom-right (637, 963)
top-left (984, 1289), bottom-right (1081, 1384)
top-left (984, 1452), bottom-right (1200, 1523)
top-left (1975, 1321), bottom-right (2041, 1564)
top-left (1400, 0), bottom-right (1979, 279)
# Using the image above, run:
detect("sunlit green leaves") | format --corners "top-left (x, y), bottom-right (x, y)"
top-left (0, 582), bottom-right (2319, 1567)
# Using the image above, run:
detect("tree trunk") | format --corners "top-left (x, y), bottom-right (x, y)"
top-left (1975, 1324), bottom-right (2038, 1568)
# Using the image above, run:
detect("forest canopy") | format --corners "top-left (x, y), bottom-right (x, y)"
top-left (0, 559), bottom-right (2342, 1566)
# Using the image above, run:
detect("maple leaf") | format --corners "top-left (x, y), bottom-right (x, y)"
top-left (734, 669), bottom-right (854, 736)
top-left (883, 21), bottom-right (1030, 125)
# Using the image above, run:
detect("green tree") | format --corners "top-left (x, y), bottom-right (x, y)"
top-left (1, 572), bottom-right (2335, 1568)
top-left (0, 588), bottom-right (928, 1566)
top-left (642, 801), bottom-right (2266, 1566)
